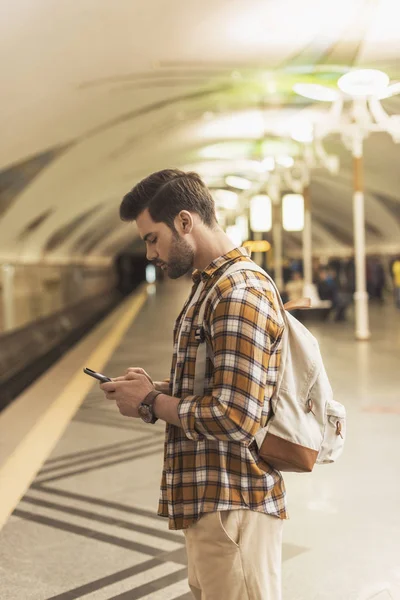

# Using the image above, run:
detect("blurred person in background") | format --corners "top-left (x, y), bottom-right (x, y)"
top-left (285, 271), bottom-right (304, 303)
top-left (317, 267), bottom-right (349, 322)
top-left (368, 257), bottom-right (386, 303)
top-left (392, 256), bottom-right (400, 309)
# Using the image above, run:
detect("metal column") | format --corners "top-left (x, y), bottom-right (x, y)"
top-left (302, 186), bottom-right (313, 287)
top-left (272, 199), bottom-right (283, 290)
top-left (352, 136), bottom-right (370, 340)
top-left (252, 231), bottom-right (263, 267)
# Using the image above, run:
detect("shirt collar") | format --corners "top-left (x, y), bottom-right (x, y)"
top-left (191, 247), bottom-right (251, 283)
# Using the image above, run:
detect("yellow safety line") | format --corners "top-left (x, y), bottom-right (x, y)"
top-left (0, 285), bottom-right (148, 531)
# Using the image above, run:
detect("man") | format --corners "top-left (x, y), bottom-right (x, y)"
top-left (100, 169), bottom-right (287, 600)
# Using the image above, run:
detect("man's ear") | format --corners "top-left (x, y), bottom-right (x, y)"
top-left (176, 210), bottom-right (194, 234)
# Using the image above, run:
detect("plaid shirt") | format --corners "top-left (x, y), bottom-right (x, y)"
top-left (158, 247), bottom-right (287, 530)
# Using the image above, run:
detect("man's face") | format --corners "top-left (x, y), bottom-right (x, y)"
top-left (136, 209), bottom-right (194, 279)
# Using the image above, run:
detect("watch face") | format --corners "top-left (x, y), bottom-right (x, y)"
top-left (138, 403), bottom-right (153, 423)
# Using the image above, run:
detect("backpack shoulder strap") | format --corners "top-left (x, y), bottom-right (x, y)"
top-left (193, 260), bottom-right (284, 395)
top-left (212, 261), bottom-right (312, 314)
top-left (197, 261), bottom-right (288, 324)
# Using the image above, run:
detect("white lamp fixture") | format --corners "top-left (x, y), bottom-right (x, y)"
top-left (293, 68), bottom-right (400, 341)
top-left (250, 195), bottom-right (272, 232)
top-left (216, 210), bottom-right (226, 227)
top-left (226, 225), bottom-right (243, 247)
top-left (236, 215), bottom-right (249, 242)
top-left (378, 81), bottom-right (400, 100)
top-left (261, 157), bottom-right (275, 171)
top-left (291, 121), bottom-right (314, 143)
top-left (200, 110), bottom-right (265, 139)
top-left (212, 189), bottom-right (239, 210)
top-left (225, 175), bottom-right (253, 190)
top-left (276, 155), bottom-right (294, 168)
top-left (293, 83), bottom-right (339, 102)
top-left (282, 194), bottom-right (304, 231)
top-left (307, 68), bottom-right (400, 341)
top-left (337, 69), bottom-right (389, 97)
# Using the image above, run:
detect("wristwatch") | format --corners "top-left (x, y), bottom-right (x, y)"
top-left (138, 389), bottom-right (162, 424)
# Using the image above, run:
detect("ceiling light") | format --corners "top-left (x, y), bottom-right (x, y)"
top-left (212, 189), bottom-right (239, 210)
top-left (216, 210), bottom-right (226, 227)
top-left (199, 142), bottom-right (254, 160)
top-left (378, 81), bottom-right (400, 100)
top-left (236, 215), bottom-right (249, 241)
top-left (226, 225), bottom-right (243, 247)
top-left (293, 83), bottom-right (339, 102)
top-left (276, 156), bottom-right (294, 168)
top-left (338, 69), bottom-right (389, 97)
top-left (266, 81), bottom-right (277, 94)
top-left (291, 122), bottom-right (314, 143)
top-left (243, 239), bottom-right (271, 253)
top-left (225, 175), bottom-right (253, 190)
top-left (261, 157), bottom-right (275, 171)
top-left (250, 195), bottom-right (272, 232)
top-left (200, 110), bottom-right (265, 139)
top-left (282, 194), bottom-right (304, 231)
top-left (145, 264), bottom-right (156, 284)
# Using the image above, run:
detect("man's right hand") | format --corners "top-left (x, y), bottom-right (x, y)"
top-left (112, 367), bottom-right (153, 384)
top-left (112, 367), bottom-right (170, 394)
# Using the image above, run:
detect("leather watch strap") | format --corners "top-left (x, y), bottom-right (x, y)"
top-left (143, 389), bottom-right (163, 408)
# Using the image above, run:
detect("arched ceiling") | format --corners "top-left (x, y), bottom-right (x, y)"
top-left (1, 0), bottom-right (400, 264)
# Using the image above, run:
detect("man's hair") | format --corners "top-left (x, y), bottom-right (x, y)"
top-left (120, 169), bottom-right (217, 229)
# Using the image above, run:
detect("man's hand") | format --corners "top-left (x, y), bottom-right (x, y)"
top-left (112, 367), bottom-right (154, 385)
top-left (100, 371), bottom-right (154, 418)
top-left (111, 367), bottom-right (169, 394)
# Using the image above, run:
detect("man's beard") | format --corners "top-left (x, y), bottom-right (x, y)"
top-left (166, 233), bottom-right (195, 279)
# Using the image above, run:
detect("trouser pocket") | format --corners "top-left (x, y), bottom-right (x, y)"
top-left (217, 510), bottom-right (241, 548)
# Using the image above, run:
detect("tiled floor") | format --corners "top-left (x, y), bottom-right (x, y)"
top-left (1, 280), bottom-right (400, 600)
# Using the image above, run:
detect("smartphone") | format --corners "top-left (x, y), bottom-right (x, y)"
top-left (83, 367), bottom-right (112, 383)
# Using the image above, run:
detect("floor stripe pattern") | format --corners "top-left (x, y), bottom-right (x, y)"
top-left (14, 485), bottom-right (189, 600)
top-left (4, 393), bottom-right (190, 598)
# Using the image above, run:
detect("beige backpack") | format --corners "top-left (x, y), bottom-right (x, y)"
top-left (193, 261), bottom-right (346, 473)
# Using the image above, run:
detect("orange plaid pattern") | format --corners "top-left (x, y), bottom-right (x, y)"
top-left (158, 247), bottom-right (287, 530)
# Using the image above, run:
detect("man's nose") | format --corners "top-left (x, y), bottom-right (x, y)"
top-left (146, 248), bottom-right (158, 262)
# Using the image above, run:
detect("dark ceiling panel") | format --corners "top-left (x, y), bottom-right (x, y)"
top-left (374, 193), bottom-right (400, 224)
top-left (81, 226), bottom-right (115, 255)
top-left (44, 204), bottom-right (102, 253)
top-left (17, 208), bottom-right (55, 242)
top-left (365, 222), bottom-right (384, 238)
top-left (313, 214), bottom-right (353, 245)
top-left (71, 210), bottom-right (120, 255)
top-left (79, 70), bottom-right (225, 89)
top-left (283, 231), bottom-right (302, 249)
top-left (0, 147), bottom-right (67, 219)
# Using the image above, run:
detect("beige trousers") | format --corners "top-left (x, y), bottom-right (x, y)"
top-left (183, 509), bottom-right (283, 600)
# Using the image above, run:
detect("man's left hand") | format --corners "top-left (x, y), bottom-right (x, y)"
top-left (100, 372), bottom-right (154, 418)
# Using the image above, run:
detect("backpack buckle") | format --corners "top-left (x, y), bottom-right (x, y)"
top-left (195, 327), bottom-right (205, 343)
top-left (336, 421), bottom-right (343, 439)
top-left (307, 398), bottom-right (316, 416)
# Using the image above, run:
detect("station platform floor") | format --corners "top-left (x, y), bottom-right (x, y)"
top-left (0, 278), bottom-right (399, 600)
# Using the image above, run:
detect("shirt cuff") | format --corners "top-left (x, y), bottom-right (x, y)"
top-left (177, 395), bottom-right (205, 441)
